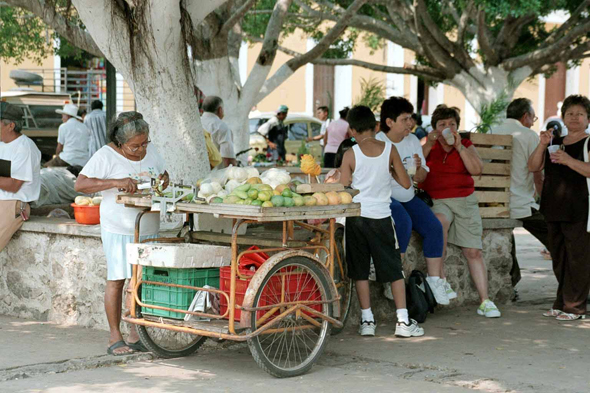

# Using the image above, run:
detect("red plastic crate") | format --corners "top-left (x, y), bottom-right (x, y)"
top-left (219, 266), bottom-right (322, 322)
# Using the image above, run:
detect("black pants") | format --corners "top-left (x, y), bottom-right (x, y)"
top-left (547, 220), bottom-right (590, 314)
top-left (511, 209), bottom-right (550, 286)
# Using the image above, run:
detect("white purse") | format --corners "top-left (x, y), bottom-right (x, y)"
top-left (584, 137), bottom-right (590, 232)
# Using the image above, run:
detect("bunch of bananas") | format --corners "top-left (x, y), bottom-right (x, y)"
top-left (300, 154), bottom-right (321, 176)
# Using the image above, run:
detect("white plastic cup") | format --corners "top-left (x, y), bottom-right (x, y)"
top-left (442, 128), bottom-right (455, 145)
top-left (404, 157), bottom-right (417, 176)
top-left (547, 145), bottom-right (560, 154)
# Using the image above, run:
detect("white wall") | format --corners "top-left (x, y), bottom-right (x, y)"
top-left (334, 65), bottom-right (353, 114)
top-left (386, 42), bottom-right (404, 98)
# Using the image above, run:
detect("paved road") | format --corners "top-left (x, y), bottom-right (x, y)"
top-left (1, 229), bottom-right (588, 393)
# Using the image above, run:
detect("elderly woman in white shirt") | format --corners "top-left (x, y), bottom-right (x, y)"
top-left (75, 112), bottom-right (169, 356)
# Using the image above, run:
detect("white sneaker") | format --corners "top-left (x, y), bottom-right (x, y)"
top-left (359, 320), bottom-right (376, 336)
top-left (477, 299), bottom-right (501, 318)
top-left (442, 278), bottom-right (458, 300)
top-left (426, 277), bottom-right (450, 305)
top-left (395, 319), bottom-right (425, 338)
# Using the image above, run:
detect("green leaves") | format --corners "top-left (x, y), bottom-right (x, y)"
top-left (0, 8), bottom-right (51, 65)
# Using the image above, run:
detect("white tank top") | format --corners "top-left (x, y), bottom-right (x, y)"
top-left (351, 143), bottom-right (393, 219)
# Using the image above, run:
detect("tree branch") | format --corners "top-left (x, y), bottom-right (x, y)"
top-left (543, 0), bottom-right (590, 47)
top-left (476, 8), bottom-right (498, 66)
top-left (220, 0), bottom-right (257, 36)
top-left (4, 0), bottom-right (103, 57)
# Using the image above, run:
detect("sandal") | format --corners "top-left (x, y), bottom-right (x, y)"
top-left (556, 313), bottom-right (586, 321)
top-left (542, 309), bottom-right (563, 317)
top-left (540, 249), bottom-right (552, 260)
top-left (107, 340), bottom-right (135, 356)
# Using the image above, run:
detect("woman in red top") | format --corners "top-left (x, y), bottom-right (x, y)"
top-left (421, 105), bottom-right (501, 318)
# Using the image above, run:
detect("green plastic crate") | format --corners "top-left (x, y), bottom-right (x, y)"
top-left (141, 267), bottom-right (220, 319)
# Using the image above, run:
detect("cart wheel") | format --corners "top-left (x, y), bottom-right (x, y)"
top-left (330, 228), bottom-right (352, 335)
top-left (247, 256), bottom-right (333, 378)
top-left (135, 305), bottom-right (207, 358)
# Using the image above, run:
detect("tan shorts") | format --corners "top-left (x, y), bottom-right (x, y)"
top-left (0, 200), bottom-right (29, 252)
top-left (431, 193), bottom-right (483, 250)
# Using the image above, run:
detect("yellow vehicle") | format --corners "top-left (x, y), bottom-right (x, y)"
top-left (249, 112), bottom-right (323, 162)
top-left (1, 90), bottom-right (72, 162)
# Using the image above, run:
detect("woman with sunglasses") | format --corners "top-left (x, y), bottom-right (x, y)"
top-left (75, 111), bottom-right (169, 355)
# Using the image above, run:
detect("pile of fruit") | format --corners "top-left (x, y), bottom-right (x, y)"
top-left (74, 196), bottom-right (102, 206)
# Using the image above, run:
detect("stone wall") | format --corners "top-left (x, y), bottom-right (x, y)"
top-left (0, 217), bottom-right (518, 330)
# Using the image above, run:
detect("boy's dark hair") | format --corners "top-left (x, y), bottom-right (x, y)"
top-left (317, 106), bottom-right (329, 114)
top-left (339, 107), bottom-right (350, 120)
top-left (346, 105), bottom-right (376, 133)
top-left (561, 94), bottom-right (590, 120)
top-left (334, 138), bottom-right (357, 168)
top-left (411, 113), bottom-right (422, 126)
top-left (431, 105), bottom-right (461, 129)
top-left (91, 100), bottom-right (104, 110)
top-left (380, 96), bottom-right (414, 132)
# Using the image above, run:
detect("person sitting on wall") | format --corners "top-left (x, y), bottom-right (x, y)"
top-left (0, 102), bottom-right (41, 252)
top-left (45, 104), bottom-right (90, 168)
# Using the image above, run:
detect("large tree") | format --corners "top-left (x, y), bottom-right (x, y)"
top-left (1, 0), bottom-right (367, 180)
top-left (277, 0), bottom-right (590, 118)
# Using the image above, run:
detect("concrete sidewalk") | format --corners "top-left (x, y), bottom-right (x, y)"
top-left (0, 229), bottom-right (587, 393)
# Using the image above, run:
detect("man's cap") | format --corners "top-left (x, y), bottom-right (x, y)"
top-left (0, 102), bottom-right (24, 121)
top-left (277, 105), bottom-right (289, 113)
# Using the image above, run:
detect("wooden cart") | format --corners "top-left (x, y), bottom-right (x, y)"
top-left (117, 194), bottom-right (360, 378)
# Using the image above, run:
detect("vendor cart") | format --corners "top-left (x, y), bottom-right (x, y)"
top-left (117, 192), bottom-right (359, 378)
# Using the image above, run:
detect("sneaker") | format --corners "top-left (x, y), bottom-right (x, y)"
top-left (395, 319), bottom-right (425, 338)
top-left (477, 299), bottom-right (501, 318)
top-left (383, 283), bottom-right (394, 300)
top-left (359, 320), bottom-right (376, 336)
top-left (426, 277), bottom-right (450, 305)
top-left (442, 278), bottom-right (457, 300)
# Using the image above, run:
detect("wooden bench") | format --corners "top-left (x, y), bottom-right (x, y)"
top-left (467, 133), bottom-right (513, 219)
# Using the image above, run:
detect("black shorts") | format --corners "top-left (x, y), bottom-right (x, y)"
top-left (345, 216), bottom-right (404, 283)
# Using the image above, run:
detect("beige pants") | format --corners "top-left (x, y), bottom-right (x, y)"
top-left (0, 200), bottom-right (29, 252)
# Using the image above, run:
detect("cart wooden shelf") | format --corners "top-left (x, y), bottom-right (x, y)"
top-left (117, 194), bottom-right (359, 378)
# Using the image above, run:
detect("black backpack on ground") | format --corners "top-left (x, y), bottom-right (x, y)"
top-left (405, 270), bottom-right (437, 323)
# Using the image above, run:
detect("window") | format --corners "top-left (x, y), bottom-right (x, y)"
top-left (288, 122), bottom-right (308, 141)
top-left (311, 122), bottom-right (322, 137)
top-left (27, 105), bottom-right (63, 129)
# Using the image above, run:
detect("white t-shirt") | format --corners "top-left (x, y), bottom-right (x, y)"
top-left (0, 134), bottom-right (41, 202)
top-left (376, 132), bottom-right (429, 203)
top-left (491, 118), bottom-right (540, 219)
top-left (58, 118), bottom-right (90, 166)
top-left (80, 144), bottom-right (166, 236)
top-left (201, 112), bottom-right (236, 159)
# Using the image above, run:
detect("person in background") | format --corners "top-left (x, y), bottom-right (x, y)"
top-left (0, 102), bottom-right (41, 252)
top-left (340, 105), bottom-right (423, 338)
top-left (85, 100), bottom-right (108, 158)
top-left (528, 94), bottom-right (590, 321)
top-left (421, 105), bottom-right (501, 318)
top-left (307, 106), bottom-right (330, 150)
top-left (377, 97), bottom-right (449, 305)
top-left (491, 98), bottom-right (550, 289)
top-left (259, 105), bottom-right (289, 162)
top-left (78, 108), bottom-right (87, 121)
top-left (75, 111), bottom-right (169, 355)
top-left (45, 104), bottom-right (89, 168)
top-left (412, 113), bottom-right (428, 142)
top-left (201, 96), bottom-right (236, 168)
top-left (324, 107), bottom-right (350, 168)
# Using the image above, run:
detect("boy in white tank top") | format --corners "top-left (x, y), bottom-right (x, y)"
top-left (340, 106), bottom-right (425, 338)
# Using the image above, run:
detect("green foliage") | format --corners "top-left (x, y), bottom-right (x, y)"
top-left (474, 93), bottom-right (511, 133)
top-left (353, 77), bottom-right (385, 113)
top-left (0, 8), bottom-right (51, 65)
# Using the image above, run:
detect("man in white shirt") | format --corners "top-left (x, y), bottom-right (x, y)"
top-left (200, 96), bottom-right (236, 168)
top-left (307, 106), bottom-right (330, 149)
top-left (492, 98), bottom-right (550, 288)
top-left (85, 100), bottom-right (107, 158)
top-left (0, 102), bottom-right (41, 252)
top-left (45, 104), bottom-right (90, 168)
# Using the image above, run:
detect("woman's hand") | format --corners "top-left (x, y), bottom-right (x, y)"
top-left (117, 178), bottom-right (138, 193)
top-left (426, 129), bottom-right (440, 146)
top-left (539, 130), bottom-right (553, 146)
top-left (452, 130), bottom-right (462, 151)
top-left (550, 149), bottom-right (574, 166)
top-left (158, 171), bottom-right (170, 190)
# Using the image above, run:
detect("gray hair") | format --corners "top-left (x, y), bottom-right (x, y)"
top-left (1, 119), bottom-right (22, 133)
top-left (202, 96), bottom-right (223, 113)
top-left (506, 98), bottom-right (533, 120)
top-left (108, 111), bottom-right (149, 147)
